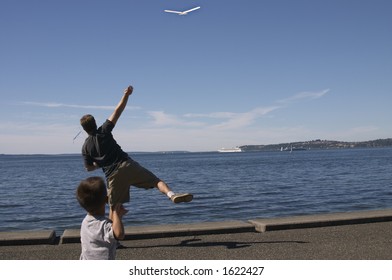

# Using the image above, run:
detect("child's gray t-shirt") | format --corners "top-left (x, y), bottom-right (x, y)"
top-left (80, 214), bottom-right (118, 260)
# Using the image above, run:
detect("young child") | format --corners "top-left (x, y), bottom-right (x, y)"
top-left (76, 176), bottom-right (128, 260)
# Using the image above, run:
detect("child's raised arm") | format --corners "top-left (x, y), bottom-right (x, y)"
top-left (111, 204), bottom-right (128, 240)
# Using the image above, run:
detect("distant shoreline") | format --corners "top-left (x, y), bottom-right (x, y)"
top-left (240, 138), bottom-right (392, 152)
top-left (1, 138), bottom-right (392, 156)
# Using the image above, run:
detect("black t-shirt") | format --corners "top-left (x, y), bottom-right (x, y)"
top-left (82, 120), bottom-right (129, 177)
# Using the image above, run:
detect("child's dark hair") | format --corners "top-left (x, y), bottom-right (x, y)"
top-left (77, 177), bottom-right (107, 214)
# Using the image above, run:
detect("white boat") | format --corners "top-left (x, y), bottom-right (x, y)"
top-left (218, 147), bottom-right (242, 153)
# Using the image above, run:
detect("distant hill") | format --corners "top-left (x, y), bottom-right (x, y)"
top-left (240, 138), bottom-right (392, 152)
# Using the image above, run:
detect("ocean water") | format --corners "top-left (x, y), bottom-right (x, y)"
top-left (1, 148), bottom-right (392, 235)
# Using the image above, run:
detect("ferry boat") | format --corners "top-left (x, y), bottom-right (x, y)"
top-left (218, 147), bottom-right (242, 153)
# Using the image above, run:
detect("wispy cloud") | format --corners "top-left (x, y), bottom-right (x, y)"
top-left (23, 101), bottom-right (140, 110)
top-left (183, 112), bottom-right (238, 119)
top-left (277, 89), bottom-right (330, 104)
top-left (146, 89), bottom-right (329, 130)
top-left (147, 111), bottom-right (204, 127)
top-left (221, 106), bottom-right (281, 129)
top-left (185, 107), bottom-right (279, 120)
top-left (147, 106), bottom-right (281, 130)
top-left (193, 106), bottom-right (281, 130)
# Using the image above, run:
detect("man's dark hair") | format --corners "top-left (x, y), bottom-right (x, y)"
top-left (80, 114), bottom-right (97, 135)
top-left (76, 177), bottom-right (107, 214)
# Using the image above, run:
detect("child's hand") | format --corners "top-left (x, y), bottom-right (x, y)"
top-left (113, 203), bottom-right (128, 218)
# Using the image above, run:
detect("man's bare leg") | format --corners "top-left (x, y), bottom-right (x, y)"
top-left (156, 180), bottom-right (193, 203)
top-left (156, 180), bottom-right (171, 195)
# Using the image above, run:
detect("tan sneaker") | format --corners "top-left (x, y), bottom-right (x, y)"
top-left (170, 193), bottom-right (193, 203)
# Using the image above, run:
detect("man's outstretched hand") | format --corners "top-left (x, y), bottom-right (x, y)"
top-left (124, 85), bottom-right (133, 96)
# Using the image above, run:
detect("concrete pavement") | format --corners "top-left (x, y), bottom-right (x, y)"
top-left (1, 209), bottom-right (392, 259)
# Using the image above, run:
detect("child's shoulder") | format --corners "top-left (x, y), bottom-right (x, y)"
top-left (82, 214), bottom-right (111, 225)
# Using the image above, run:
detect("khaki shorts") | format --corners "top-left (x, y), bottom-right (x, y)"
top-left (107, 159), bottom-right (160, 206)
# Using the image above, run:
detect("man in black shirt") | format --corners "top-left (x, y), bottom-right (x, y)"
top-left (80, 85), bottom-right (193, 218)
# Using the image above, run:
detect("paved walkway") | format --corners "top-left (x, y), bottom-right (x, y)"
top-left (1, 209), bottom-right (392, 260)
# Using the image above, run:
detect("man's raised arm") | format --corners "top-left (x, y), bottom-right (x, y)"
top-left (108, 85), bottom-right (133, 125)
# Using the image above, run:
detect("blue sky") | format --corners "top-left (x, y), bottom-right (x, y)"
top-left (1, 0), bottom-right (391, 154)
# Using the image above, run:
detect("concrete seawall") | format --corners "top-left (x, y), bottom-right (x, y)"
top-left (1, 209), bottom-right (392, 246)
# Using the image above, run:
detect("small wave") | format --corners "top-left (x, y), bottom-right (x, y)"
top-left (0, 203), bottom-right (25, 208)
